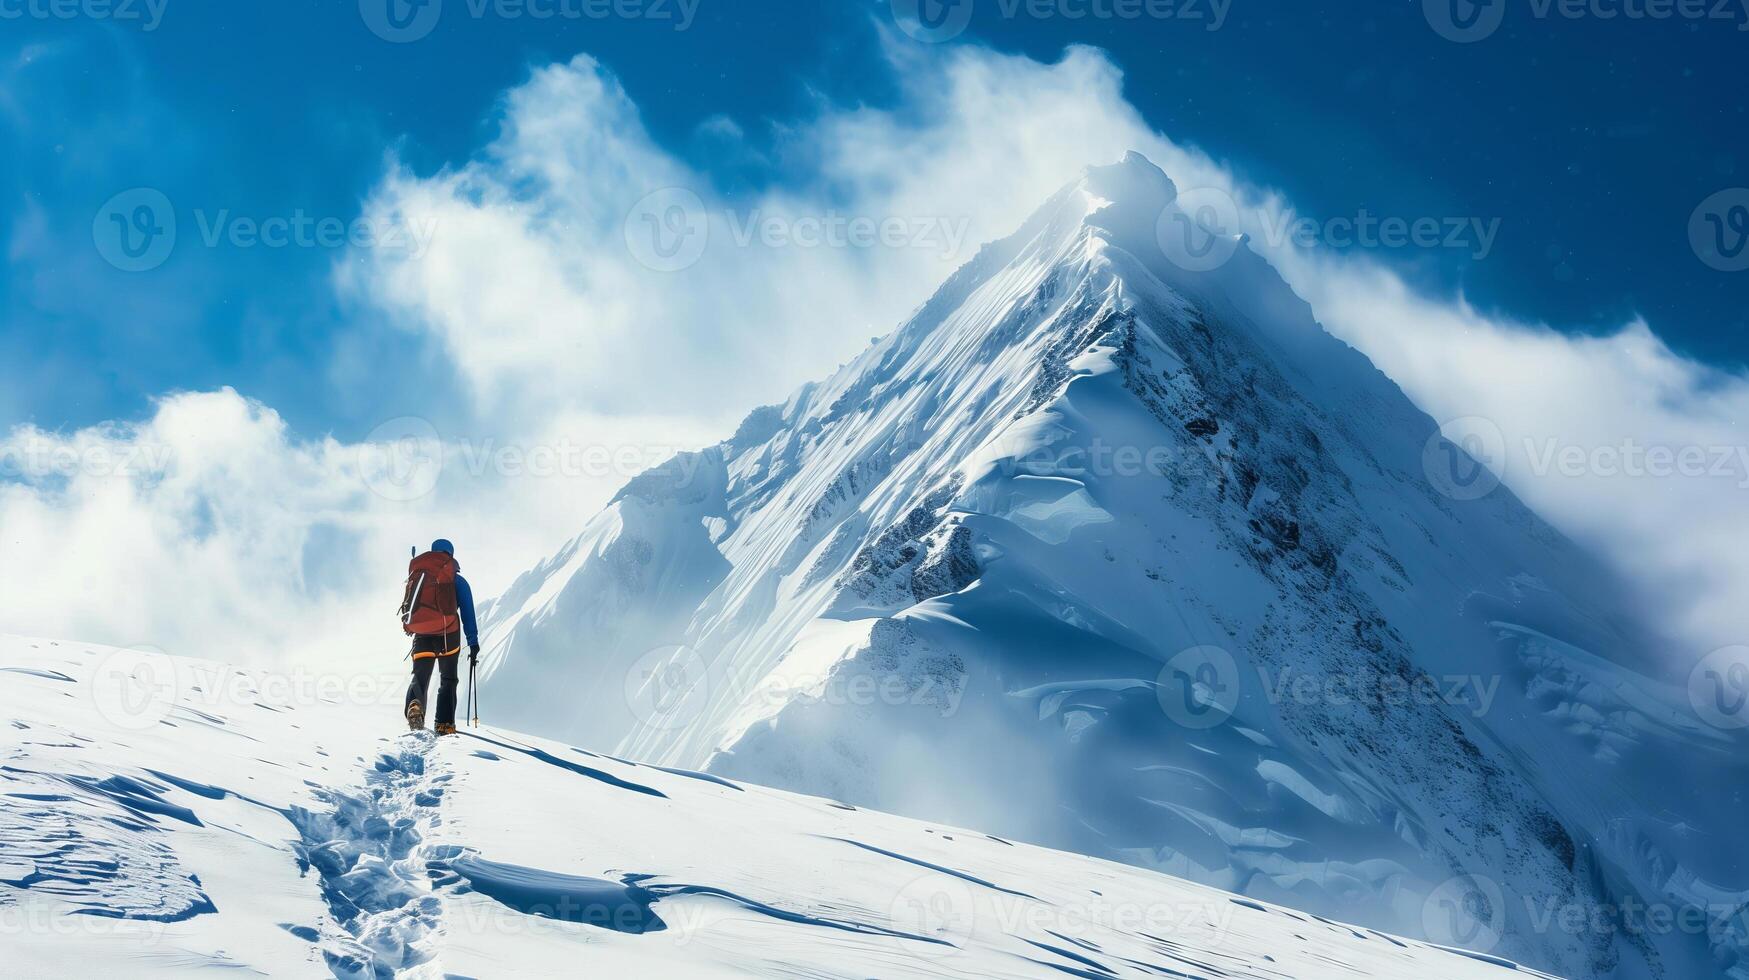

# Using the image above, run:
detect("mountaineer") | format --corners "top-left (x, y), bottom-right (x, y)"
top-left (398, 539), bottom-right (480, 735)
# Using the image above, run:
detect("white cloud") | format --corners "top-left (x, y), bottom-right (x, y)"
top-left (0, 390), bottom-right (389, 665)
top-left (346, 54), bottom-right (941, 426)
top-left (1277, 259), bottom-right (1749, 652)
top-left (0, 389), bottom-right (713, 669)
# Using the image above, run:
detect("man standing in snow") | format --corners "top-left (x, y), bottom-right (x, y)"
top-left (398, 538), bottom-right (481, 736)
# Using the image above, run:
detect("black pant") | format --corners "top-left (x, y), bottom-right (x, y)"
top-left (407, 654), bottom-right (460, 728)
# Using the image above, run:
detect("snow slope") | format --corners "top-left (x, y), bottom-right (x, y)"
top-left (477, 153), bottom-right (1749, 980)
top-left (0, 635), bottom-right (1562, 978)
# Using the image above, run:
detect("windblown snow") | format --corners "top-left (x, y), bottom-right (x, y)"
top-left (478, 153), bottom-right (1749, 980)
top-left (0, 635), bottom-right (1559, 978)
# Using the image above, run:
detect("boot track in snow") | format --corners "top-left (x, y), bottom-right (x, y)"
top-left (287, 732), bottom-right (451, 979)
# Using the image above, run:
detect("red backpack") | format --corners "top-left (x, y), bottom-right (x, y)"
top-left (400, 551), bottom-right (460, 637)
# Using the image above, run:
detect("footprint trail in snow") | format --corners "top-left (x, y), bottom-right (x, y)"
top-left (289, 733), bottom-right (451, 979)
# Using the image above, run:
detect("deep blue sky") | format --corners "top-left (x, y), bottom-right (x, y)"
top-left (3, 0), bottom-right (1744, 438)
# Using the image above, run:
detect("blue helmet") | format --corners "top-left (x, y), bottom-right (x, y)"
top-left (431, 539), bottom-right (455, 556)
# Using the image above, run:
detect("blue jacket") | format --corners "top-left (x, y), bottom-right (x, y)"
top-left (454, 574), bottom-right (480, 649)
top-left (430, 539), bottom-right (480, 649)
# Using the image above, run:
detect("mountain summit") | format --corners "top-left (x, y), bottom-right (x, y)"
top-left (480, 154), bottom-right (1746, 980)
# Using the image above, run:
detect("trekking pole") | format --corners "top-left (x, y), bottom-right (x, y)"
top-left (466, 642), bottom-right (477, 728)
top-left (456, 586), bottom-right (479, 728)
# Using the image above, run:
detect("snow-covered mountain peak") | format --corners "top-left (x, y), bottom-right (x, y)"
top-left (1078, 150), bottom-right (1179, 239)
top-left (1086, 149), bottom-right (1178, 194)
top-left (478, 158), bottom-right (1749, 980)
top-left (1075, 151), bottom-right (1180, 250)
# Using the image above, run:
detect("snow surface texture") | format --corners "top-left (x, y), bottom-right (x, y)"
top-left (479, 153), bottom-right (1749, 980)
top-left (0, 636), bottom-right (1560, 978)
